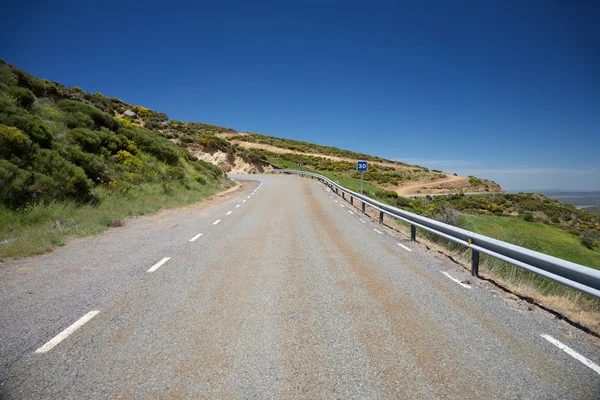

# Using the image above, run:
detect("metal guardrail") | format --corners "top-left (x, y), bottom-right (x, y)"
top-left (278, 169), bottom-right (600, 298)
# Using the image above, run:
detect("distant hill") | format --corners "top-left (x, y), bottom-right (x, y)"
top-left (583, 206), bottom-right (600, 216)
top-left (538, 191), bottom-right (600, 208)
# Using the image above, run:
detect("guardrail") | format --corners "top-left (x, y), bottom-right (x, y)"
top-left (277, 169), bottom-right (600, 298)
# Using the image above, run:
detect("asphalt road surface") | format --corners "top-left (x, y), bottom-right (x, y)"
top-left (1, 174), bottom-right (599, 399)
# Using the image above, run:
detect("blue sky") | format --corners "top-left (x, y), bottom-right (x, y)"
top-left (2, 1), bottom-right (599, 190)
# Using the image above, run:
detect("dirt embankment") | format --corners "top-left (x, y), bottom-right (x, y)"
top-left (390, 175), bottom-right (503, 196)
top-left (190, 146), bottom-right (273, 174)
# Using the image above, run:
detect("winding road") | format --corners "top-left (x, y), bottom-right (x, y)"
top-left (0, 174), bottom-right (598, 399)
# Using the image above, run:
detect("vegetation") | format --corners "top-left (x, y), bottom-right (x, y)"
top-left (231, 132), bottom-right (409, 165)
top-left (0, 59), bottom-right (231, 259)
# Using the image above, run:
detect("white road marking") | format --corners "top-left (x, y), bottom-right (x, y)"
top-left (360, 219), bottom-right (366, 223)
top-left (212, 219), bottom-right (221, 225)
top-left (190, 233), bottom-right (203, 242)
top-left (242, 200), bottom-right (247, 203)
top-left (397, 243), bottom-right (412, 252)
top-left (236, 204), bottom-right (240, 208)
top-left (226, 211), bottom-right (232, 215)
top-left (340, 204), bottom-right (345, 208)
top-left (373, 229), bottom-right (383, 234)
top-left (334, 200), bottom-right (339, 203)
top-left (35, 310), bottom-right (100, 354)
top-left (441, 271), bottom-right (472, 289)
top-left (541, 334), bottom-right (600, 375)
top-left (348, 210), bottom-right (354, 215)
top-left (148, 257), bottom-right (171, 272)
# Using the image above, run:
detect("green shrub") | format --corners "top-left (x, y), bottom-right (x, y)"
top-left (63, 111), bottom-right (95, 129)
top-left (59, 145), bottom-right (107, 182)
top-left (57, 100), bottom-right (120, 131)
top-left (67, 127), bottom-right (106, 153)
top-left (8, 86), bottom-right (36, 109)
top-left (0, 112), bottom-right (53, 148)
top-left (523, 211), bottom-right (534, 222)
top-left (123, 128), bottom-right (180, 165)
top-left (194, 173), bottom-right (206, 184)
top-left (30, 149), bottom-right (93, 200)
top-left (11, 68), bottom-right (47, 97)
top-left (0, 125), bottom-right (32, 159)
top-left (0, 160), bottom-right (35, 206)
top-left (581, 232), bottom-right (594, 250)
top-left (181, 135), bottom-right (194, 144)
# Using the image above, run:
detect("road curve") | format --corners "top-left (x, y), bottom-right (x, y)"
top-left (0, 174), bottom-right (599, 399)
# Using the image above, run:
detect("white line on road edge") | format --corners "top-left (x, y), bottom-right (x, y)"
top-left (397, 243), bottom-right (412, 252)
top-left (212, 219), bottom-right (221, 225)
top-left (348, 210), bottom-right (354, 215)
top-left (226, 211), bottom-right (232, 215)
top-left (190, 233), bottom-right (203, 242)
top-left (373, 229), bottom-right (383, 234)
top-left (148, 257), bottom-right (171, 272)
top-left (360, 219), bottom-right (366, 223)
top-left (340, 204), bottom-right (345, 208)
top-left (35, 310), bottom-right (100, 354)
top-left (334, 200), bottom-right (339, 203)
top-left (441, 271), bottom-right (471, 289)
top-left (236, 204), bottom-right (240, 208)
top-left (541, 334), bottom-right (600, 375)
top-left (242, 199), bottom-right (247, 203)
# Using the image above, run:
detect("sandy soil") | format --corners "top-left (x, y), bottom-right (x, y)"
top-left (190, 146), bottom-right (273, 174)
top-left (390, 175), bottom-right (502, 196)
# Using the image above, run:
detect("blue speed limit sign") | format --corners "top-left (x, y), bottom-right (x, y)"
top-left (357, 161), bottom-right (368, 172)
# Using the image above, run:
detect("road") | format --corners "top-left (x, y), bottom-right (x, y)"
top-left (0, 174), bottom-right (599, 399)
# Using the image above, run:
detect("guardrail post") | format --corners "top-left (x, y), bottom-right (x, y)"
top-left (471, 250), bottom-right (480, 277)
top-left (350, 196), bottom-right (353, 205)
top-left (362, 202), bottom-right (366, 214)
top-left (379, 211), bottom-right (383, 224)
top-left (342, 192), bottom-right (345, 200)
top-left (410, 225), bottom-right (416, 242)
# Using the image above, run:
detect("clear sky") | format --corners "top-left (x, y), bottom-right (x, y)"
top-left (2, 1), bottom-right (599, 190)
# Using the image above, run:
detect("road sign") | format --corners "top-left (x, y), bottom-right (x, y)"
top-left (357, 161), bottom-right (368, 194)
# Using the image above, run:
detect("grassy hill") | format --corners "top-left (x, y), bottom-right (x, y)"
top-left (0, 59), bottom-right (233, 258)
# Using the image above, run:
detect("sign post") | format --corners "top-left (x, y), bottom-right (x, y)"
top-left (357, 161), bottom-right (368, 194)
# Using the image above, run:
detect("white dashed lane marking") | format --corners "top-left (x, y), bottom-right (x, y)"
top-left (397, 243), bottom-right (412, 252)
top-left (441, 271), bottom-right (472, 289)
top-left (148, 257), bottom-right (171, 272)
top-left (35, 310), bottom-right (100, 354)
top-left (541, 334), bottom-right (600, 375)
top-left (236, 204), bottom-right (240, 208)
top-left (190, 233), bottom-right (203, 242)
top-left (212, 219), bottom-right (221, 225)
top-left (373, 229), bottom-right (383, 235)
top-left (348, 210), bottom-right (354, 215)
top-left (226, 211), bottom-right (232, 215)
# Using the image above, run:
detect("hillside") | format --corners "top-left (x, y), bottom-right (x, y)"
top-left (0, 60), bottom-right (233, 258)
top-left (1, 59), bottom-right (598, 264)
